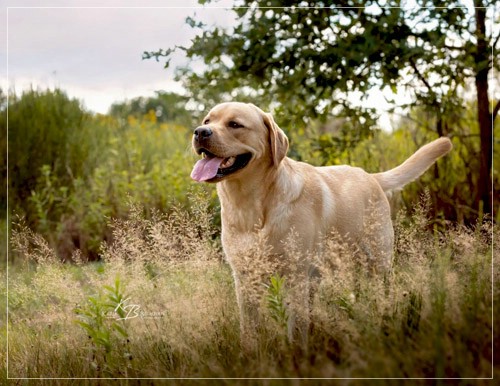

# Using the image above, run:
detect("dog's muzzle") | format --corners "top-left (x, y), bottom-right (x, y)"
top-left (193, 126), bottom-right (212, 144)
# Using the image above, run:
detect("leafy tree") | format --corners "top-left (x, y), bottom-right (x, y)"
top-left (145, 0), bottom-right (499, 220)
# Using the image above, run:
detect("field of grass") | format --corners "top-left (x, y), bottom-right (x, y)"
top-left (2, 194), bottom-right (496, 384)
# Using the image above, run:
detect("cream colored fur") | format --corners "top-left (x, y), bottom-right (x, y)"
top-left (192, 102), bottom-right (453, 347)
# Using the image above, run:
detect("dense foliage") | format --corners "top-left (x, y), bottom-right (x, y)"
top-left (3, 88), bottom-right (212, 261)
top-left (145, 0), bottom-right (499, 219)
top-left (3, 88), bottom-right (497, 262)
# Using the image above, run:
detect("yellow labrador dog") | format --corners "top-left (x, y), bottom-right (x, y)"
top-left (190, 102), bottom-right (452, 346)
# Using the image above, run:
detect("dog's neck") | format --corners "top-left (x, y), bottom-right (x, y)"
top-left (217, 169), bottom-right (275, 226)
top-left (216, 157), bottom-right (303, 233)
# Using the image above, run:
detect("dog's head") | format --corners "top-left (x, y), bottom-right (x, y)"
top-left (190, 102), bottom-right (289, 183)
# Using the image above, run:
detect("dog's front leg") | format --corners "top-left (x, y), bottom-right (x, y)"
top-left (280, 262), bottom-right (315, 353)
top-left (231, 270), bottom-right (262, 349)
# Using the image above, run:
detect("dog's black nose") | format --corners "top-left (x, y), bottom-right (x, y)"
top-left (194, 126), bottom-right (212, 141)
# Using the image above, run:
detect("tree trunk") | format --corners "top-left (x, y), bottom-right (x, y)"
top-left (474, 3), bottom-right (492, 216)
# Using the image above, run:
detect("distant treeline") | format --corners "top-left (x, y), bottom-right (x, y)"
top-left (2, 88), bottom-right (498, 261)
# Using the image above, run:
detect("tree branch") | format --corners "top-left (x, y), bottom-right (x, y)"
top-left (408, 57), bottom-right (431, 91)
top-left (493, 99), bottom-right (500, 122)
top-left (443, 44), bottom-right (465, 51)
top-left (492, 29), bottom-right (500, 51)
top-left (408, 56), bottom-right (439, 108)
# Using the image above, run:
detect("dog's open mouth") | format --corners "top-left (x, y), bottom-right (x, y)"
top-left (191, 149), bottom-right (252, 182)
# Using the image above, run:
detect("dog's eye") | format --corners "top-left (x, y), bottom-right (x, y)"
top-left (228, 121), bottom-right (243, 129)
top-left (203, 119), bottom-right (210, 125)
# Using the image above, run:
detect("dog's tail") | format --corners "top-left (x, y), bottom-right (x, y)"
top-left (372, 137), bottom-right (453, 192)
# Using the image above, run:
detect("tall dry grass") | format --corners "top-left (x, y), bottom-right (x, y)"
top-left (3, 193), bottom-right (496, 384)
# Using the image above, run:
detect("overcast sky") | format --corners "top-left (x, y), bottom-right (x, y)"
top-left (2, 1), bottom-right (495, 130)
top-left (1, 0), bottom-right (404, 130)
top-left (1, 0), bottom-right (237, 113)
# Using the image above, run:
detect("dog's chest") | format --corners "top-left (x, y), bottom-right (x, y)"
top-left (220, 200), bottom-right (293, 259)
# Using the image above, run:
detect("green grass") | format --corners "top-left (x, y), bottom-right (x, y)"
top-left (2, 198), bottom-right (496, 384)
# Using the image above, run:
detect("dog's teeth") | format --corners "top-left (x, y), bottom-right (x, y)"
top-left (202, 152), bottom-right (206, 159)
top-left (221, 156), bottom-right (236, 168)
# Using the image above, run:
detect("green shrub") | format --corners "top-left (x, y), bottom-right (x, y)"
top-left (7, 88), bottom-right (90, 211)
top-left (5, 88), bottom-right (217, 260)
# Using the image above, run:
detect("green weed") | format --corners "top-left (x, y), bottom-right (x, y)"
top-left (264, 274), bottom-right (289, 330)
top-left (74, 276), bottom-right (131, 375)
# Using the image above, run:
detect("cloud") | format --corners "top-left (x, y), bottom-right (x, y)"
top-left (1, 0), bottom-right (237, 112)
top-left (1, 0), bottom-right (410, 129)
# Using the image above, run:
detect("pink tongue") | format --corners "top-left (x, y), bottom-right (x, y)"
top-left (191, 157), bottom-right (224, 182)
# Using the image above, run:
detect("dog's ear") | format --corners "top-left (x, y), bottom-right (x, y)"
top-left (263, 112), bottom-right (289, 166)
